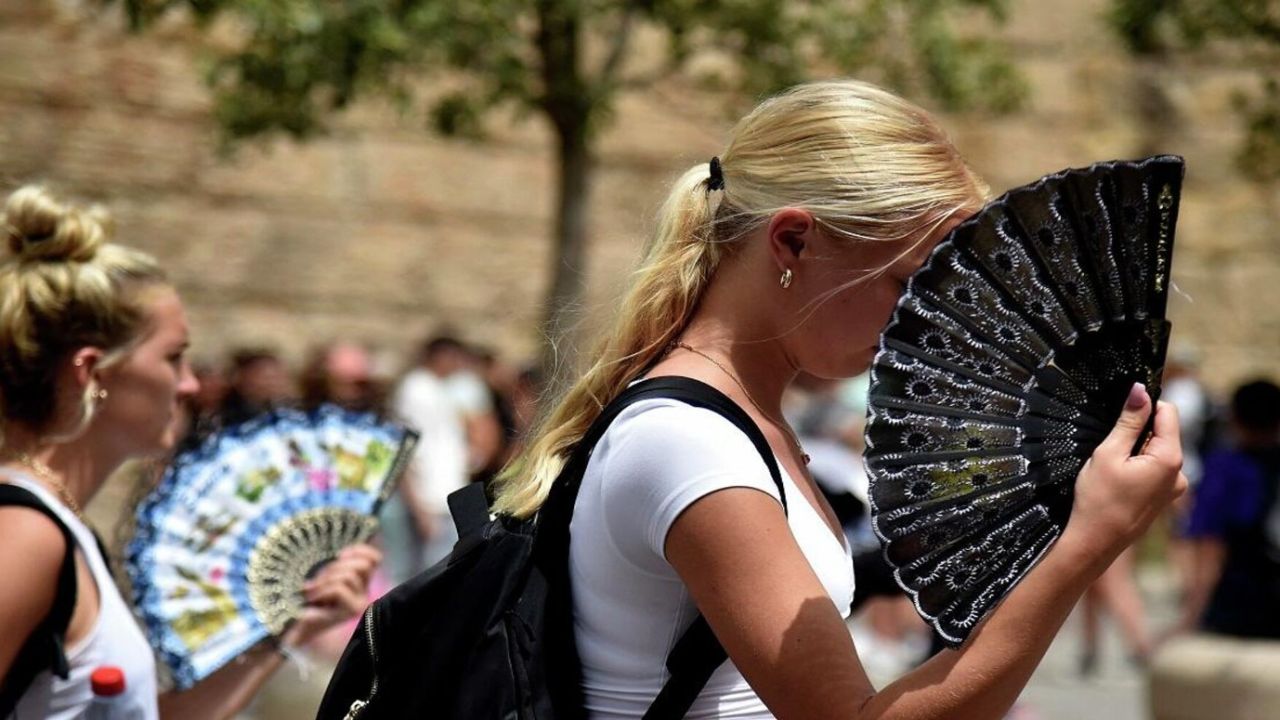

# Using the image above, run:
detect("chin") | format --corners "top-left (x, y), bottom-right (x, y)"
top-left (810, 354), bottom-right (874, 381)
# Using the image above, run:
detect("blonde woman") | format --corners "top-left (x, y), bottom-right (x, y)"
top-left (0, 186), bottom-right (380, 719)
top-left (494, 80), bottom-right (1186, 719)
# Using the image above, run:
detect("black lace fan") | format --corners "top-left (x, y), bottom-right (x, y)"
top-left (864, 156), bottom-right (1183, 646)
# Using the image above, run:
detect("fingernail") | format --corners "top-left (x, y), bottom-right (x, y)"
top-left (1127, 383), bottom-right (1147, 410)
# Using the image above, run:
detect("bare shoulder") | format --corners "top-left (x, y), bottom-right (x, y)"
top-left (0, 505), bottom-right (69, 609)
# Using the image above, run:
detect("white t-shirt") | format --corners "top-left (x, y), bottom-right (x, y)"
top-left (4, 474), bottom-right (159, 720)
top-left (570, 399), bottom-right (855, 719)
top-left (391, 368), bottom-right (470, 514)
top-left (444, 370), bottom-right (494, 417)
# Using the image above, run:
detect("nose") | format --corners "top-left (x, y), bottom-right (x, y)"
top-left (178, 360), bottom-right (201, 399)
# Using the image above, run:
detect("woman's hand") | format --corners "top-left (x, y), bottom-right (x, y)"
top-left (1062, 383), bottom-right (1187, 571)
top-left (281, 543), bottom-right (382, 648)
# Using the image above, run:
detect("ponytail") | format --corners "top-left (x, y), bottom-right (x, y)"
top-left (492, 164), bottom-right (728, 518)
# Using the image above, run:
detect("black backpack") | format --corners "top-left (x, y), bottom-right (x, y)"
top-left (316, 376), bottom-right (787, 719)
top-left (0, 484), bottom-right (80, 716)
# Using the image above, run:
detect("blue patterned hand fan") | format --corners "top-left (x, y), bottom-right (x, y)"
top-left (126, 405), bottom-right (417, 688)
top-left (864, 156), bottom-right (1183, 646)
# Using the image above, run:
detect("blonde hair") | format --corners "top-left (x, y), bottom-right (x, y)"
top-left (0, 185), bottom-right (168, 435)
top-left (493, 79), bottom-right (988, 518)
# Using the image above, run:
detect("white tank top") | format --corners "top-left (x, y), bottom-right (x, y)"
top-left (570, 399), bottom-right (856, 719)
top-left (4, 475), bottom-right (159, 720)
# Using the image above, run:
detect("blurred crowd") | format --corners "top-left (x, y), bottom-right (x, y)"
top-left (181, 333), bottom-right (1280, 660)
top-left (174, 333), bottom-right (1279, 693)
top-left (176, 333), bottom-right (545, 589)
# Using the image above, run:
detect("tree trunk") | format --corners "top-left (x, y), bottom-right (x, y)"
top-left (539, 125), bottom-right (593, 380)
top-left (535, 0), bottom-right (593, 382)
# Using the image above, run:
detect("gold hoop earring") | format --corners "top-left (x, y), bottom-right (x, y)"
top-left (779, 268), bottom-right (794, 289)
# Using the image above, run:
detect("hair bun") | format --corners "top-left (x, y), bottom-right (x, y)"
top-left (3, 185), bottom-right (111, 263)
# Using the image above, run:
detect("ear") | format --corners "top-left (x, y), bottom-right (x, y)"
top-left (68, 347), bottom-right (105, 390)
top-left (765, 208), bottom-right (820, 274)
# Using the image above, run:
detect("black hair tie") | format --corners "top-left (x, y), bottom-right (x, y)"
top-left (707, 157), bottom-right (725, 192)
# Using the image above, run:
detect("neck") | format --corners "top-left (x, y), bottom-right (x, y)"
top-left (677, 312), bottom-right (797, 419)
top-left (1, 424), bottom-right (123, 510)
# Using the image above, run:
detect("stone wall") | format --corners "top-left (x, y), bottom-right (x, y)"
top-left (1, 0), bottom-right (1276, 391)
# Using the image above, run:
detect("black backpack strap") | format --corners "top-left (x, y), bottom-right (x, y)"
top-left (539, 376), bottom-right (787, 720)
top-left (644, 615), bottom-right (727, 719)
top-left (550, 376), bottom-right (786, 513)
top-left (448, 482), bottom-right (491, 540)
top-left (0, 484), bottom-right (79, 714)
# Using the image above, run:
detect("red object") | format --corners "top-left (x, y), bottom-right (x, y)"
top-left (90, 666), bottom-right (126, 697)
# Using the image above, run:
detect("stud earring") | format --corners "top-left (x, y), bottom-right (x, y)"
top-left (780, 268), bottom-right (794, 289)
top-left (96, 388), bottom-right (109, 401)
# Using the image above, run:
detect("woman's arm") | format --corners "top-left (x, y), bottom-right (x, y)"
top-left (666, 390), bottom-right (1184, 720)
top-left (158, 544), bottom-right (381, 720)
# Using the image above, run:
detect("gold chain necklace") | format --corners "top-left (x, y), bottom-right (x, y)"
top-left (5, 453), bottom-right (86, 520)
top-left (673, 342), bottom-right (811, 465)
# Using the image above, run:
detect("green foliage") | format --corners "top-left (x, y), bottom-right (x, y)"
top-left (1237, 78), bottom-right (1280, 183)
top-left (1107, 0), bottom-right (1280, 181)
top-left (113, 0), bottom-right (1025, 146)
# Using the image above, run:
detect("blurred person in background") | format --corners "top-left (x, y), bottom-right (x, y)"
top-left (299, 341), bottom-right (381, 414)
top-left (1160, 345), bottom-right (1214, 603)
top-left (440, 339), bottom-right (504, 479)
top-left (218, 347), bottom-right (291, 426)
top-left (511, 364), bottom-right (545, 441)
top-left (1077, 550), bottom-right (1154, 674)
top-left (1175, 378), bottom-right (1280, 639)
top-left (384, 334), bottom-right (471, 578)
top-left (471, 347), bottom-right (522, 489)
top-left (498, 363), bottom-right (546, 474)
top-left (0, 185), bottom-right (379, 719)
top-left (174, 359), bottom-right (229, 450)
top-left (190, 360), bottom-right (229, 422)
top-left (1162, 346), bottom-right (1210, 486)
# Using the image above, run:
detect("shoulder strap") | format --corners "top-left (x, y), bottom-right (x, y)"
top-left (554, 376), bottom-right (787, 515)
top-left (538, 376), bottom-right (787, 720)
top-left (0, 484), bottom-right (79, 702)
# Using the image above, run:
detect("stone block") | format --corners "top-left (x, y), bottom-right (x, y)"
top-left (1149, 635), bottom-right (1280, 720)
top-left (48, 109), bottom-right (203, 189)
top-left (359, 136), bottom-right (553, 223)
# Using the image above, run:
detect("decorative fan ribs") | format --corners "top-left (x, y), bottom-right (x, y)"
top-left (126, 406), bottom-right (417, 687)
top-left (865, 156), bottom-right (1183, 645)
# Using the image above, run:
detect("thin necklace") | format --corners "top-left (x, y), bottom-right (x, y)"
top-left (5, 453), bottom-right (86, 520)
top-left (673, 342), bottom-right (811, 465)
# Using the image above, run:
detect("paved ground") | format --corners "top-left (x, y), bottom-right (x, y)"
top-left (1018, 610), bottom-right (1150, 720)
